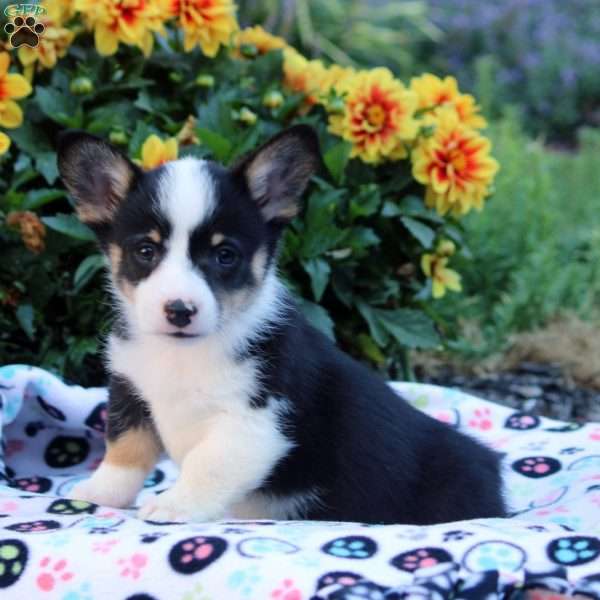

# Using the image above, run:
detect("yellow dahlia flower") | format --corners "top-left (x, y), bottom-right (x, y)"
top-left (167, 0), bottom-right (238, 56)
top-left (411, 73), bottom-right (486, 130)
top-left (137, 134), bottom-right (178, 170)
top-left (0, 131), bottom-right (10, 155)
top-left (75, 0), bottom-right (168, 57)
top-left (283, 48), bottom-right (329, 106)
top-left (0, 52), bottom-right (32, 129)
top-left (18, 3), bottom-right (75, 71)
top-left (328, 67), bottom-right (418, 164)
top-left (421, 240), bottom-right (462, 299)
top-left (412, 109), bottom-right (499, 216)
top-left (233, 25), bottom-right (286, 57)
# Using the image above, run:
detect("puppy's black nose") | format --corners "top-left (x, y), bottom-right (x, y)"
top-left (164, 299), bottom-right (197, 328)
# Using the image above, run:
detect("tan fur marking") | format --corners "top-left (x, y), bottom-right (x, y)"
top-left (251, 248), bottom-right (268, 282)
top-left (211, 233), bottom-right (225, 246)
top-left (108, 244), bottom-right (122, 274)
top-left (105, 428), bottom-right (161, 472)
top-left (148, 229), bottom-right (162, 243)
top-left (76, 204), bottom-right (112, 225)
top-left (119, 280), bottom-right (135, 303)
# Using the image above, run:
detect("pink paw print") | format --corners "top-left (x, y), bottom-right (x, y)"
top-left (93, 539), bottom-right (119, 554)
top-left (0, 501), bottom-right (19, 513)
top-left (118, 553), bottom-right (148, 579)
top-left (271, 578), bottom-right (302, 600)
top-left (468, 407), bottom-right (493, 431)
top-left (36, 557), bottom-right (74, 591)
top-left (589, 427), bottom-right (600, 441)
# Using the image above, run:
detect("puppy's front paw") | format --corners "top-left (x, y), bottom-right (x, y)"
top-left (137, 489), bottom-right (224, 523)
top-left (68, 479), bottom-right (128, 508)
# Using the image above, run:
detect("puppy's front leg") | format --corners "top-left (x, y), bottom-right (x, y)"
top-left (69, 376), bottom-right (161, 508)
top-left (138, 411), bottom-right (289, 522)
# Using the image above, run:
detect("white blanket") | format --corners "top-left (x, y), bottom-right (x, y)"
top-left (0, 364), bottom-right (599, 599)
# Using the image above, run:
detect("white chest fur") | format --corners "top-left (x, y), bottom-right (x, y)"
top-left (108, 333), bottom-right (265, 464)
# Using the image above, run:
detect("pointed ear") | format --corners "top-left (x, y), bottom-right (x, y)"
top-left (57, 130), bottom-right (140, 226)
top-left (234, 125), bottom-right (321, 223)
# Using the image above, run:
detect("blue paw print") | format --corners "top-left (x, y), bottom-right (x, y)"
top-left (463, 541), bottom-right (526, 573)
top-left (322, 536), bottom-right (377, 559)
top-left (62, 582), bottom-right (93, 600)
top-left (228, 565), bottom-right (261, 596)
top-left (548, 536), bottom-right (600, 566)
top-left (236, 536), bottom-right (299, 558)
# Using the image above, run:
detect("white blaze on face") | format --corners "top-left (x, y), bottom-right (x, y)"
top-left (132, 159), bottom-right (220, 336)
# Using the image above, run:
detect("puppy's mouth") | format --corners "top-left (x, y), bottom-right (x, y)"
top-left (167, 332), bottom-right (202, 339)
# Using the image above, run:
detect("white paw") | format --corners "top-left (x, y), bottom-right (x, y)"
top-left (67, 479), bottom-right (128, 508)
top-left (137, 489), bottom-right (224, 523)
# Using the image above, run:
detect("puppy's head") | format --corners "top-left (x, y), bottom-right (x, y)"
top-left (57, 126), bottom-right (320, 340)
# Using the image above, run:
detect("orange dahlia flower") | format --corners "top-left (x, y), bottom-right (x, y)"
top-left (233, 25), bottom-right (286, 57)
top-left (0, 52), bottom-right (32, 129)
top-left (328, 68), bottom-right (418, 164)
top-left (412, 109), bottom-right (499, 216)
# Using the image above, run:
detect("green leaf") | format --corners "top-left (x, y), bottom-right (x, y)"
top-left (42, 214), bottom-right (95, 242)
top-left (302, 257), bottom-right (331, 301)
top-left (34, 152), bottom-right (59, 185)
top-left (400, 216), bottom-right (436, 249)
top-left (375, 308), bottom-right (440, 349)
top-left (357, 333), bottom-right (386, 364)
top-left (355, 301), bottom-right (389, 347)
top-left (16, 303), bottom-right (35, 340)
top-left (381, 201), bottom-right (403, 217)
top-left (10, 121), bottom-right (52, 157)
top-left (350, 184), bottom-right (381, 219)
top-left (23, 189), bottom-right (66, 210)
top-left (36, 87), bottom-right (81, 127)
top-left (196, 127), bottom-right (233, 163)
top-left (296, 298), bottom-right (335, 340)
top-left (73, 254), bottom-right (106, 292)
top-left (324, 141), bottom-right (352, 184)
top-left (398, 195), bottom-right (444, 223)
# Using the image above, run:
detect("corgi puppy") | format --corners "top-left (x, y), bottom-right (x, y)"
top-left (58, 126), bottom-right (505, 524)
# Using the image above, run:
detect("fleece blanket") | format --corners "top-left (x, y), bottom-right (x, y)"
top-left (0, 365), bottom-right (599, 599)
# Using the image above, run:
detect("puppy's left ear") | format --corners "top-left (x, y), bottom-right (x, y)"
top-left (234, 125), bottom-right (321, 223)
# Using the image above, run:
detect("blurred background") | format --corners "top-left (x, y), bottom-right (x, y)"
top-left (238, 0), bottom-right (600, 414)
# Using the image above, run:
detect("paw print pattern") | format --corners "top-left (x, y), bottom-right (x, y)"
top-left (443, 530), bottom-right (473, 542)
top-left (322, 536), bottom-right (377, 559)
top-left (505, 412), bottom-right (540, 430)
top-left (468, 407), bottom-right (493, 431)
top-left (271, 578), bottom-right (301, 600)
top-left (36, 395), bottom-right (66, 421)
top-left (25, 421), bottom-right (45, 437)
top-left (0, 539), bottom-right (28, 588)
top-left (547, 536), bottom-right (600, 566)
top-left (11, 476), bottom-right (52, 494)
top-left (36, 556), bottom-right (74, 591)
top-left (5, 520), bottom-right (61, 533)
top-left (140, 532), bottom-right (167, 544)
top-left (512, 456), bottom-right (562, 478)
top-left (236, 537), bottom-right (300, 558)
top-left (143, 468), bottom-right (165, 488)
top-left (316, 571), bottom-right (362, 592)
top-left (117, 553), bottom-right (148, 579)
top-left (390, 547), bottom-right (452, 572)
top-left (4, 16), bottom-right (45, 49)
top-left (44, 436), bottom-right (90, 468)
top-left (168, 536), bottom-right (227, 575)
top-left (47, 499), bottom-right (96, 516)
top-left (84, 402), bottom-right (107, 434)
top-left (545, 422), bottom-right (582, 433)
top-left (228, 564), bottom-right (261, 596)
top-left (462, 541), bottom-right (526, 573)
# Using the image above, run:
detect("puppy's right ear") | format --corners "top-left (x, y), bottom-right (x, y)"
top-left (57, 130), bottom-right (140, 226)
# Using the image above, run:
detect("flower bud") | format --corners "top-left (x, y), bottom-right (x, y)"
top-left (109, 130), bottom-right (128, 145)
top-left (240, 43), bottom-right (258, 58)
top-left (262, 90), bottom-right (284, 109)
top-left (236, 107), bottom-right (257, 126)
top-left (69, 77), bottom-right (94, 95)
top-left (195, 74), bottom-right (215, 88)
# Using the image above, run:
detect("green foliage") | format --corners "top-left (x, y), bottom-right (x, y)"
top-left (436, 116), bottom-right (600, 356)
top-left (0, 32), bottom-right (474, 386)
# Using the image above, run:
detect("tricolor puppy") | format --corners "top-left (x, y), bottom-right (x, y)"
top-left (58, 126), bottom-right (505, 524)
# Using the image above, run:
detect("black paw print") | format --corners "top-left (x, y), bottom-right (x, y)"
top-left (84, 402), bottom-right (107, 434)
top-left (168, 536), bottom-right (227, 574)
top-left (5, 520), bottom-right (61, 533)
top-left (391, 547), bottom-right (453, 572)
top-left (322, 536), bottom-right (378, 559)
top-left (512, 456), bottom-right (562, 478)
top-left (547, 536), bottom-right (600, 566)
top-left (0, 539), bottom-right (28, 588)
top-left (143, 468), bottom-right (165, 488)
top-left (44, 436), bottom-right (90, 468)
top-left (504, 412), bottom-right (540, 430)
top-left (141, 532), bottom-right (167, 544)
top-left (47, 499), bottom-right (96, 516)
top-left (11, 476), bottom-right (52, 494)
top-left (4, 16), bottom-right (45, 49)
top-left (443, 530), bottom-right (473, 542)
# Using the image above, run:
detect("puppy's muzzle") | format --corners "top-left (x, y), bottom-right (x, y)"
top-left (164, 299), bottom-right (198, 328)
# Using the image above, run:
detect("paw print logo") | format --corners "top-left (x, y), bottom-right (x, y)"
top-left (44, 436), bottom-right (90, 468)
top-left (11, 475), bottom-right (52, 494)
top-left (36, 556), bottom-right (74, 591)
top-left (117, 552), bottom-right (148, 579)
top-left (547, 536), bottom-right (600, 566)
top-left (168, 536), bottom-right (227, 575)
top-left (5, 520), bottom-right (61, 534)
top-left (504, 412), bottom-right (540, 430)
top-left (390, 547), bottom-right (452, 572)
top-left (512, 456), bottom-right (562, 478)
top-left (4, 16), bottom-right (45, 49)
top-left (0, 539), bottom-right (28, 588)
top-left (271, 579), bottom-right (302, 600)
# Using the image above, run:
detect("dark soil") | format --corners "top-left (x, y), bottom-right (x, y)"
top-left (420, 362), bottom-right (600, 423)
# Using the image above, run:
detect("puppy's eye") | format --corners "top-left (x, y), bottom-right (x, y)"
top-left (215, 245), bottom-right (239, 268)
top-left (135, 242), bottom-right (158, 263)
